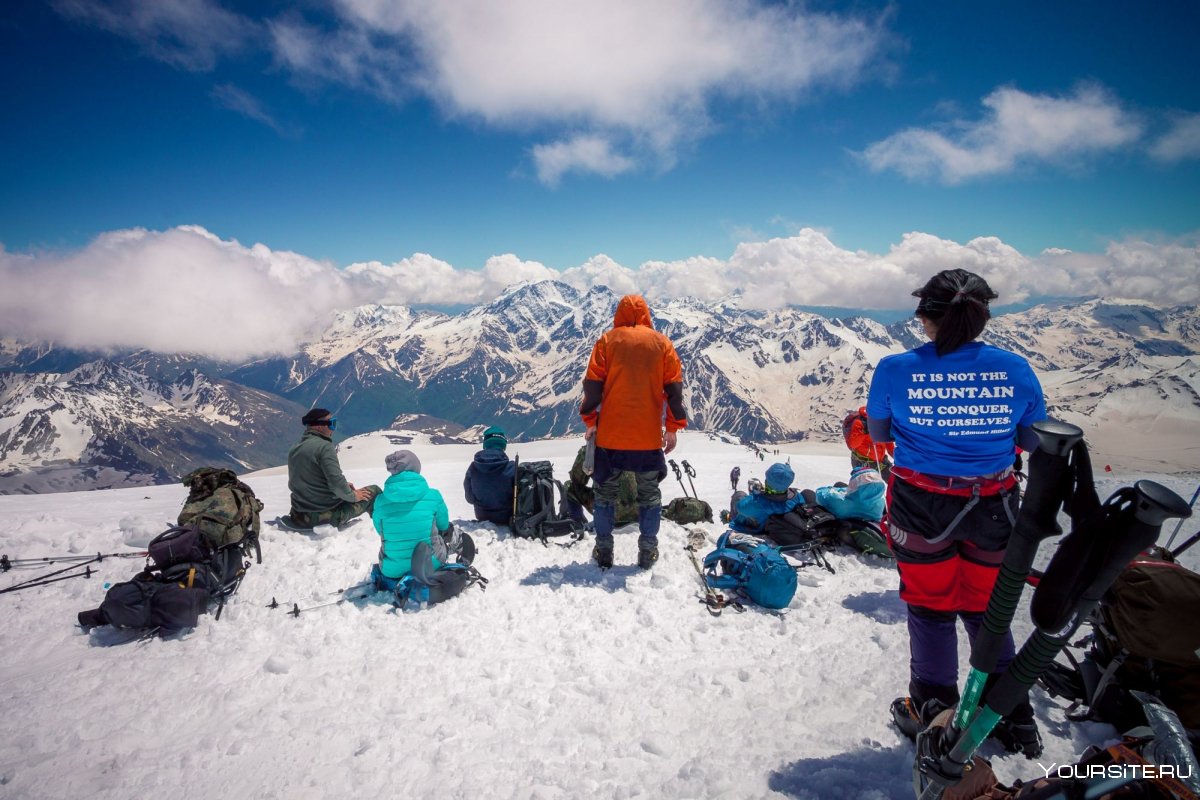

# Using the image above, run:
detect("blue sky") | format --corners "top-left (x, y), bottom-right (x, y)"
top-left (0, 1), bottom-right (1198, 357)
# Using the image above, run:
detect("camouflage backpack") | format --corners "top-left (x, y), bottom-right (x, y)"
top-left (178, 467), bottom-right (264, 550)
top-left (565, 446), bottom-right (639, 525)
top-left (662, 496), bottom-right (713, 524)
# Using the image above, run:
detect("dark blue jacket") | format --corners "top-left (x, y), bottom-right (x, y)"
top-left (464, 449), bottom-right (516, 525)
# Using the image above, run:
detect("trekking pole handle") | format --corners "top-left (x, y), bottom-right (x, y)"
top-left (1030, 418), bottom-right (1084, 457)
top-left (683, 460), bottom-right (696, 478)
top-left (1131, 479), bottom-right (1193, 527)
top-left (1029, 481), bottom-right (1188, 638)
top-left (669, 460), bottom-right (682, 480)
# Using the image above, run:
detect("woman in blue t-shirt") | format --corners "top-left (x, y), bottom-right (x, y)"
top-left (866, 269), bottom-right (1047, 758)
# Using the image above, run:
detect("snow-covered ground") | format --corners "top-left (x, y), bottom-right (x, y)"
top-left (1, 430), bottom-right (1197, 799)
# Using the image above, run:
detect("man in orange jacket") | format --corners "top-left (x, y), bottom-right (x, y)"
top-left (581, 295), bottom-right (687, 570)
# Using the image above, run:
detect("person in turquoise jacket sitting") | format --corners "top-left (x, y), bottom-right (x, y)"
top-left (814, 465), bottom-right (886, 522)
top-left (370, 449), bottom-right (478, 604)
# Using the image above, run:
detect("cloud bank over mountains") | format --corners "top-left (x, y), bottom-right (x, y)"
top-left (3, 225), bottom-right (1197, 361)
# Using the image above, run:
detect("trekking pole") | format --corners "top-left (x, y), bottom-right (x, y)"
top-left (0, 551), bottom-right (146, 572)
top-left (669, 459), bottom-right (689, 498)
top-left (266, 580), bottom-right (375, 613)
top-left (682, 460), bottom-right (698, 498)
top-left (949, 420), bottom-right (1085, 736)
top-left (1170, 529), bottom-right (1200, 559)
top-left (270, 582), bottom-right (376, 618)
top-left (916, 479), bottom-right (1192, 800)
top-left (1, 558), bottom-right (101, 595)
top-left (511, 453), bottom-right (520, 523)
top-left (1163, 482), bottom-right (1200, 551)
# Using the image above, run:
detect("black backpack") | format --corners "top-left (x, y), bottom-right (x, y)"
top-left (760, 502), bottom-right (891, 558)
top-left (510, 459), bottom-right (585, 544)
top-left (79, 523), bottom-right (259, 634)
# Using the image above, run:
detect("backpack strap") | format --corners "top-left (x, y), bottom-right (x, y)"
top-left (702, 533), bottom-right (752, 591)
top-left (521, 484), bottom-right (554, 541)
top-left (550, 478), bottom-right (586, 542)
top-left (522, 476), bottom-right (584, 545)
top-left (399, 541), bottom-right (488, 606)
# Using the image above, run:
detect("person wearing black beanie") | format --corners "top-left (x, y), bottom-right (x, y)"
top-left (286, 408), bottom-right (380, 529)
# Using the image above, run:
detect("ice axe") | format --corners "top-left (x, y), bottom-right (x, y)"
top-left (681, 460), bottom-right (699, 498)
top-left (668, 459), bottom-right (690, 498)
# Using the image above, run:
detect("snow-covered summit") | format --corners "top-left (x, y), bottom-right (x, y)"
top-left (1, 432), bottom-right (1195, 798)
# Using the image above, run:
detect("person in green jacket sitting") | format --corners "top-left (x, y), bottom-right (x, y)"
top-left (287, 408), bottom-right (380, 529)
top-left (370, 449), bottom-right (478, 605)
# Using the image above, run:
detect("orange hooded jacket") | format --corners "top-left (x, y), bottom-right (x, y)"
top-left (843, 406), bottom-right (894, 462)
top-left (580, 295), bottom-right (686, 451)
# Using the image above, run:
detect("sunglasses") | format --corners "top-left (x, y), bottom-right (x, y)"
top-left (321, 418), bottom-right (337, 430)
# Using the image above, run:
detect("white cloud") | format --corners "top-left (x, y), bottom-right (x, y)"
top-left (1149, 112), bottom-right (1200, 162)
top-left (560, 255), bottom-right (642, 296)
top-left (531, 135), bottom-right (636, 186)
top-left (55, 1), bottom-right (890, 182)
top-left (279, 0), bottom-right (890, 181)
top-left (211, 84), bottom-right (289, 135)
top-left (267, 14), bottom-right (413, 103)
top-left (0, 227), bottom-right (352, 361)
top-left (860, 84), bottom-right (1144, 183)
top-left (4, 225), bottom-right (1195, 360)
top-left (52, 0), bottom-right (256, 71)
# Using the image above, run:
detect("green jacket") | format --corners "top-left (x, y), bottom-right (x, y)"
top-left (373, 472), bottom-right (450, 579)
top-left (287, 430), bottom-right (356, 514)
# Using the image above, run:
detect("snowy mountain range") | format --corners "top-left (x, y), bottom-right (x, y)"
top-left (2, 282), bottom-right (1197, 492)
top-left (0, 361), bottom-right (303, 494)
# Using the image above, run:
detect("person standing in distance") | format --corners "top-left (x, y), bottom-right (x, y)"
top-left (580, 294), bottom-right (687, 570)
top-left (867, 269), bottom-right (1047, 758)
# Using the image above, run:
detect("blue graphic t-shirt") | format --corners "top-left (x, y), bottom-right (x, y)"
top-left (866, 342), bottom-right (1046, 476)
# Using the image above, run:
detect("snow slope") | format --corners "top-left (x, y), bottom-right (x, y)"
top-left (1, 431), bottom-right (1197, 799)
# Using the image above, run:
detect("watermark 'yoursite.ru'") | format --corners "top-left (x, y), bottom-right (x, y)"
top-left (1039, 762), bottom-right (1193, 780)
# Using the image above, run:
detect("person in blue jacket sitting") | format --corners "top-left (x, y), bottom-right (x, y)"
top-left (728, 462), bottom-right (805, 534)
top-left (463, 426), bottom-right (516, 526)
top-left (372, 449), bottom-right (478, 605)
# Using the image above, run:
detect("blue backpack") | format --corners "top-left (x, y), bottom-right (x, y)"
top-left (703, 532), bottom-right (798, 609)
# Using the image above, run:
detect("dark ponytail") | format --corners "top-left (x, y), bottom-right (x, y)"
top-left (913, 269), bottom-right (998, 356)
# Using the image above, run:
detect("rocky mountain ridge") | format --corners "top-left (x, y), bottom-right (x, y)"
top-left (2, 286), bottom-right (1197, 492)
